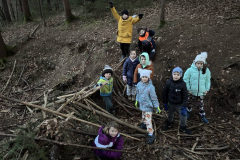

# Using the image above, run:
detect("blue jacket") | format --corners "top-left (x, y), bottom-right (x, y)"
top-left (183, 63), bottom-right (211, 96)
top-left (136, 80), bottom-right (159, 112)
top-left (122, 57), bottom-right (140, 86)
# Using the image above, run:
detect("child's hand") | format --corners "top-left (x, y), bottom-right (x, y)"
top-left (123, 76), bottom-right (127, 83)
top-left (188, 91), bottom-right (192, 94)
top-left (138, 14), bottom-right (144, 19)
top-left (181, 107), bottom-right (187, 116)
top-left (109, 2), bottom-right (113, 8)
top-left (204, 91), bottom-right (208, 94)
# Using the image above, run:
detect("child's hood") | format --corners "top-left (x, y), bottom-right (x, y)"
top-left (100, 76), bottom-right (110, 81)
top-left (139, 52), bottom-right (150, 68)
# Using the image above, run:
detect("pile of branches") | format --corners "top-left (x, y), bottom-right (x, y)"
top-left (1, 58), bottom-right (240, 159)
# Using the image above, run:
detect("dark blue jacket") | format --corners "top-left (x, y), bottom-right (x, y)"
top-left (123, 57), bottom-right (140, 86)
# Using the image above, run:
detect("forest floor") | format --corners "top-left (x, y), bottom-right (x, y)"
top-left (1, 0), bottom-right (240, 159)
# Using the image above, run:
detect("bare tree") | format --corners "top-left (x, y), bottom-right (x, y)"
top-left (1, 0), bottom-right (12, 22)
top-left (22, 0), bottom-right (32, 22)
top-left (39, 0), bottom-right (46, 27)
top-left (47, 0), bottom-right (52, 11)
top-left (0, 5), bottom-right (6, 21)
top-left (18, 0), bottom-right (23, 12)
top-left (62, 0), bottom-right (75, 23)
top-left (160, 0), bottom-right (166, 27)
top-left (55, 0), bottom-right (59, 11)
top-left (8, 0), bottom-right (15, 20)
top-left (0, 32), bottom-right (6, 59)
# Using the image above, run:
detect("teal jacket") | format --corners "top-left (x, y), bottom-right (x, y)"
top-left (183, 63), bottom-right (211, 96)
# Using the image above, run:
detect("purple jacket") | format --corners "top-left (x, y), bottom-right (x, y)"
top-left (123, 57), bottom-right (140, 86)
top-left (93, 126), bottom-right (124, 158)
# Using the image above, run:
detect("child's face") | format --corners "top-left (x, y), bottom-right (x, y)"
top-left (139, 30), bottom-right (145, 36)
top-left (195, 61), bottom-right (204, 69)
top-left (141, 76), bottom-right (149, 83)
top-left (109, 127), bottom-right (118, 137)
top-left (122, 14), bottom-right (128, 19)
top-left (130, 51), bottom-right (136, 59)
top-left (172, 72), bottom-right (181, 81)
top-left (141, 56), bottom-right (146, 65)
top-left (104, 73), bottom-right (111, 80)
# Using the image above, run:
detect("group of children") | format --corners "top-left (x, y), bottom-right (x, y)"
top-left (92, 3), bottom-right (211, 159)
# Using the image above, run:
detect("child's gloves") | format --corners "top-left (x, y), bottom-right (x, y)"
top-left (135, 101), bottom-right (139, 108)
top-left (181, 107), bottom-right (187, 116)
top-left (123, 76), bottom-right (127, 83)
top-left (96, 83), bottom-right (103, 87)
top-left (109, 2), bottom-right (113, 8)
top-left (163, 103), bottom-right (168, 111)
top-left (155, 107), bottom-right (161, 114)
top-left (139, 13), bottom-right (144, 19)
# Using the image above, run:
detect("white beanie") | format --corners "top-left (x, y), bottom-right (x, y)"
top-left (140, 69), bottom-right (152, 79)
top-left (194, 52), bottom-right (208, 64)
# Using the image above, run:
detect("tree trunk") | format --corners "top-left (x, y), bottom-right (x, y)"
top-left (55, 0), bottom-right (59, 11)
top-left (18, 0), bottom-right (23, 12)
top-left (62, 0), bottom-right (74, 23)
top-left (1, 0), bottom-right (12, 22)
top-left (160, 0), bottom-right (166, 27)
top-left (8, 0), bottom-right (15, 20)
top-left (38, 0), bottom-right (46, 27)
top-left (22, 0), bottom-right (32, 22)
top-left (0, 6), bottom-right (6, 21)
top-left (0, 32), bottom-right (6, 59)
top-left (47, 0), bottom-right (52, 11)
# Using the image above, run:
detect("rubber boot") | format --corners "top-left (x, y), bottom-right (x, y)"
top-left (200, 115), bottom-right (209, 124)
top-left (162, 121), bottom-right (172, 131)
top-left (146, 134), bottom-right (156, 145)
top-left (179, 126), bottom-right (192, 135)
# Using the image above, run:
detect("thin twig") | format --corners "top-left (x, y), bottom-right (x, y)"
top-left (2, 60), bottom-right (17, 94)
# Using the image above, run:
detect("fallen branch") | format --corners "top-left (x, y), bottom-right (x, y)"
top-left (0, 133), bottom-right (140, 154)
top-left (194, 145), bottom-right (230, 151)
top-left (1, 60), bottom-right (17, 94)
top-left (0, 94), bottom-right (140, 141)
top-left (73, 101), bottom-right (148, 134)
top-left (85, 99), bottom-right (111, 115)
top-left (112, 96), bottom-right (133, 116)
top-left (29, 24), bottom-right (39, 38)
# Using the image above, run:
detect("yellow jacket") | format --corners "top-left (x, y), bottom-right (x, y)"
top-left (111, 7), bottom-right (141, 44)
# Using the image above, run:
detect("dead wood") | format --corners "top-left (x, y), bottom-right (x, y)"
top-left (0, 133), bottom-right (140, 154)
top-left (1, 60), bottom-right (17, 94)
top-left (73, 101), bottom-right (148, 134)
top-left (191, 137), bottom-right (199, 151)
top-left (194, 145), bottom-right (230, 151)
top-left (66, 128), bottom-right (97, 136)
top-left (29, 24), bottom-right (39, 38)
top-left (112, 96), bottom-right (133, 116)
top-left (85, 98), bottom-right (111, 115)
top-left (0, 94), bottom-right (140, 141)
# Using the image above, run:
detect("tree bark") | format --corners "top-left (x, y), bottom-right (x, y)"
top-left (1, 0), bottom-right (12, 22)
top-left (62, 0), bottom-right (74, 23)
top-left (22, 0), bottom-right (32, 22)
top-left (0, 6), bottom-right (6, 21)
top-left (8, 0), bottom-right (15, 20)
top-left (18, 0), bottom-right (23, 12)
top-left (160, 0), bottom-right (166, 27)
top-left (47, 0), bottom-right (52, 11)
top-left (38, 0), bottom-right (46, 27)
top-left (0, 32), bottom-right (6, 59)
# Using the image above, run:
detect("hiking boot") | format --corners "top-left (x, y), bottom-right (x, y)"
top-left (139, 123), bottom-right (147, 129)
top-left (162, 121), bottom-right (172, 131)
top-left (200, 115), bottom-right (209, 124)
top-left (119, 55), bottom-right (125, 62)
top-left (179, 126), bottom-right (192, 135)
top-left (131, 95), bottom-right (135, 101)
top-left (146, 134), bottom-right (156, 145)
top-left (128, 96), bottom-right (131, 100)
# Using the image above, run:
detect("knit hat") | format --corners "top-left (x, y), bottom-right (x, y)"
top-left (121, 9), bottom-right (129, 16)
top-left (194, 52), bottom-right (208, 64)
top-left (102, 65), bottom-right (113, 77)
top-left (140, 69), bottom-right (152, 79)
top-left (172, 67), bottom-right (183, 77)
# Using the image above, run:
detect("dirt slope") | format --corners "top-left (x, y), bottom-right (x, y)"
top-left (1, 0), bottom-right (240, 159)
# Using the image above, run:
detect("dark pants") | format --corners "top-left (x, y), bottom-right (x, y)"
top-left (168, 103), bottom-right (187, 126)
top-left (102, 95), bottom-right (113, 112)
top-left (143, 46), bottom-right (155, 61)
top-left (120, 43), bottom-right (130, 57)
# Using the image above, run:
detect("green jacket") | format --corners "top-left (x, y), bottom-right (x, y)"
top-left (97, 76), bottom-right (113, 96)
top-left (183, 63), bottom-right (211, 96)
